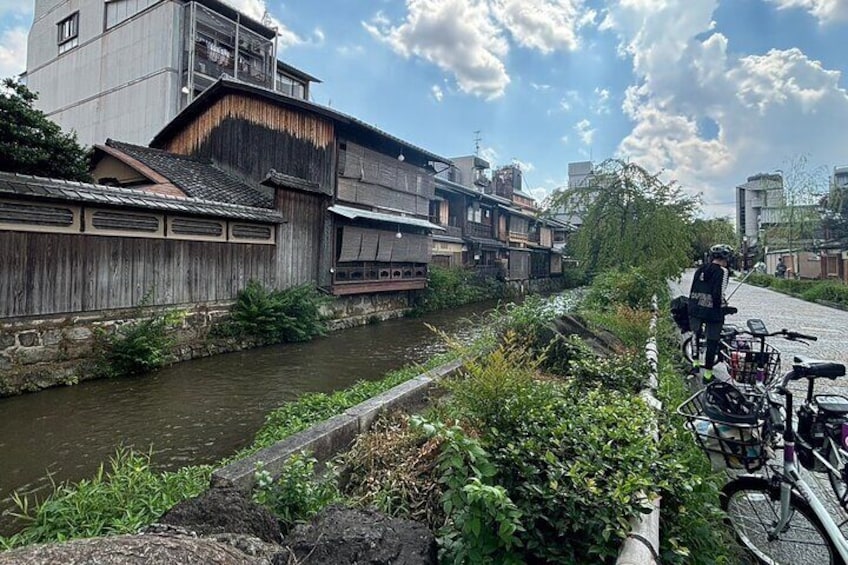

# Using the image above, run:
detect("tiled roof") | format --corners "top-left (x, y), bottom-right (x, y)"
top-left (0, 171), bottom-right (284, 223)
top-left (105, 140), bottom-right (274, 209)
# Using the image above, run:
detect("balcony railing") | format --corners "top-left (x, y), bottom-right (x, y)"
top-left (466, 221), bottom-right (493, 239)
top-left (473, 265), bottom-right (504, 279)
top-left (333, 262), bottom-right (427, 285)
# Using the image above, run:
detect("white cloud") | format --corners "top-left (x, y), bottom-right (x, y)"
top-left (364, 0), bottom-right (594, 99)
top-left (602, 0), bottom-right (848, 216)
top-left (0, 27), bottom-right (27, 79)
top-left (363, 1), bottom-right (510, 99)
top-left (574, 118), bottom-right (595, 145)
top-left (561, 135), bottom-right (569, 143)
top-left (531, 82), bottom-right (552, 90)
top-left (490, 0), bottom-right (592, 54)
top-left (220, 0), bottom-right (302, 48)
top-left (431, 84), bottom-right (444, 102)
top-left (592, 86), bottom-right (610, 114)
top-left (312, 28), bottom-right (325, 45)
top-left (766, 0), bottom-right (848, 24)
top-left (479, 145), bottom-right (499, 165)
top-left (512, 158), bottom-right (535, 172)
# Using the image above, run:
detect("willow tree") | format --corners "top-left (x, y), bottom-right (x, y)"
top-left (688, 217), bottom-right (736, 262)
top-left (544, 159), bottom-right (698, 280)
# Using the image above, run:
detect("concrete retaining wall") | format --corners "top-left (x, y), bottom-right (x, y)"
top-left (211, 358), bottom-right (463, 492)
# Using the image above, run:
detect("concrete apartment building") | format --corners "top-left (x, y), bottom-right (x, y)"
top-left (25, 0), bottom-right (317, 147)
top-left (735, 172), bottom-right (784, 247)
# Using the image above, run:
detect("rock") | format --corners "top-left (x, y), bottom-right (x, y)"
top-left (283, 505), bottom-right (437, 565)
top-left (157, 486), bottom-right (282, 544)
top-left (0, 532), bottom-right (275, 565)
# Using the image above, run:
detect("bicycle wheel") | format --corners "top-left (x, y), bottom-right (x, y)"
top-left (722, 476), bottom-right (837, 564)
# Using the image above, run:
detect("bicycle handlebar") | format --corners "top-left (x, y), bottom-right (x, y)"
top-left (721, 327), bottom-right (818, 341)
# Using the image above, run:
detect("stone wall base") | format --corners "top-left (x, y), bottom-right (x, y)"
top-left (0, 291), bottom-right (417, 397)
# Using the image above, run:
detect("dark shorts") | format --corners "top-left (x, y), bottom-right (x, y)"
top-left (690, 317), bottom-right (722, 341)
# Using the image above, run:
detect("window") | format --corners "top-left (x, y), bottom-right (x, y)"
top-left (57, 13), bottom-right (79, 54)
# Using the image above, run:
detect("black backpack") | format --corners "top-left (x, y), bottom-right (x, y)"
top-left (670, 295), bottom-right (691, 333)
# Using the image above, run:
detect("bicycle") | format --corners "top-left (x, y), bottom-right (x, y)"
top-left (683, 319), bottom-right (796, 387)
top-left (679, 344), bottom-right (848, 564)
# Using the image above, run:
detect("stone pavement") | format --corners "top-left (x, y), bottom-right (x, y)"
top-left (672, 269), bottom-right (848, 555)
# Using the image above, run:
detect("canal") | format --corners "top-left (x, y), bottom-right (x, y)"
top-left (0, 301), bottom-right (494, 533)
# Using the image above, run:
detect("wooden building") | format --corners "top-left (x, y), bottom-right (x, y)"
top-left (150, 78), bottom-right (448, 295)
top-left (0, 170), bottom-right (283, 318)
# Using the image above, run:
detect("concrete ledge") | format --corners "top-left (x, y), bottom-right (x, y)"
top-left (211, 357), bottom-right (464, 492)
top-left (617, 497), bottom-right (661, 565)
top-left (211, 413), bottom-right (359, 492)
top-left (617, 297), bottom-right (662, 565)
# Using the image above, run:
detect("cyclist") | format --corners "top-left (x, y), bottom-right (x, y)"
top-left (689, 243), bottom-right (733, 383)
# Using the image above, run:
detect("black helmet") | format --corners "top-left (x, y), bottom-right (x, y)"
top-left (710, 244), bottom-right (733, 261)
top-left (702, 382), bottom-right (759, 425)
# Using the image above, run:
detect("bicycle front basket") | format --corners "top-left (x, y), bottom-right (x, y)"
top-left (722, 338), bottom-right (782, 386)
top-left (677, 389), bottom-right (769, 472)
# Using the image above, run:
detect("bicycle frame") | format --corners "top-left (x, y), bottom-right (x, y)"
top-left (767, 376), bottom-right (848, 561)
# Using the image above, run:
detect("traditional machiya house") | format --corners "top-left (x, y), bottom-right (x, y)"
top-left (149, 78), bottom-right (449, 296)
top-left (431, 157), bottom-right (509, 278)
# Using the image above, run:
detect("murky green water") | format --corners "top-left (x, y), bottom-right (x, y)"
top-left (0, 302), bottom-right (496, 533)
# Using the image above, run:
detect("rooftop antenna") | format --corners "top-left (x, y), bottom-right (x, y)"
top-left (473, 130), bottom-right (482, 156)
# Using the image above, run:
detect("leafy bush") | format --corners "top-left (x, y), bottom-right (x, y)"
top-left (564, 346), bottom-right (649, 395)
top-left (561, 266), bottom-right (589, 289)
top-left (740, 272), bottom-right (848, 307)
top-left (0, 449), bottom-right (210, 550)
top-left (414, 417), bottom-right (524, 564)
top-left (217, 281), bottom-right (330, 344)
top-left (414, 266), bottom-right (509, 313)
top-left (252, 454), bottom-right (339, 532)
top-left (92, 309), bottom-right (184, 378)
top-left (583, 304), bottom-right (652, 348)
top-left (584, 267), bottom-right (667, 311)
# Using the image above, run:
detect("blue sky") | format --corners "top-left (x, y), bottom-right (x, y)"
top-left (2, 0), bottom-right (848, 218)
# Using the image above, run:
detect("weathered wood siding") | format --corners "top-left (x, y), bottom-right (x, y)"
top-left (275, 189), bottom-right (327, 287)
top-left (162, 94), bottom-right (336, 195)
top-left (0, 231), bottom-right (279, 318)
top-left (337, 142), bottom-right (433, 216)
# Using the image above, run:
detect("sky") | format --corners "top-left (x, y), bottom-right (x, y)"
top-left (2, 0), bottom-right (848, 219)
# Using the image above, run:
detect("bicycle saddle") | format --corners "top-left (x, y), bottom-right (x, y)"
top-left (792, 354), bottom-right (846, 379)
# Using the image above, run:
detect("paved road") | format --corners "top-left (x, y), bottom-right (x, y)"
top-left (672, 269), bottom-right (848, 561)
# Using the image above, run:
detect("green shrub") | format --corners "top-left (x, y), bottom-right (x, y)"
top-left (413, 416), bottom-right (524, 564)
top-left (585, 267), bottom-right (667, 311)
top-left (744, 272), bottom-right (773, 288)
top-left (582, 304), bottom-right (652, 348)
top-left (561, 266), bottom-right (589, 289)
top-left (92, 308), bottom-right (184, 378)
top-left (415, 266), bottom-right (508, 313)
top-left (252, 454), bottom-right (340, 532)
top-left (0, 449), bottom-right (210, 550)
top-left (217, 281), bottom-right (330, 344)
top-left (800, 281), bottom-right (848, 305)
